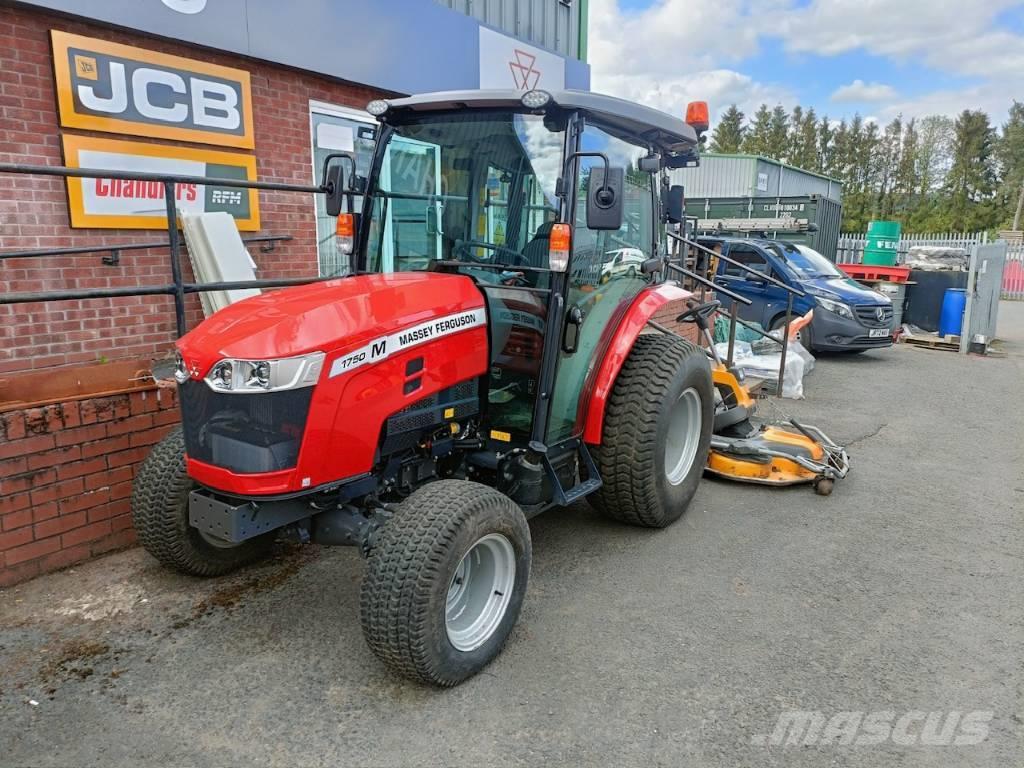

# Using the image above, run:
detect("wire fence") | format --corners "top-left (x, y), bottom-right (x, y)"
top-left (1000, 234), bottom-right (1024, 300)
top-left (835, 231), bottom-right (990, 265)
top-left (836, 230), bottom-right (1024, 300)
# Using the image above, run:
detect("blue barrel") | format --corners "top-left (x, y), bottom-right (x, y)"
top-left (938, 288), bottom-right (967, 337)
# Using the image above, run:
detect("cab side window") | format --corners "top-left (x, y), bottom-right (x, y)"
top-left (724, 244), bottom-right (769, 277)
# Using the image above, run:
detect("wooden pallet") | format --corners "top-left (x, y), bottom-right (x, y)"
top-left (902, 332), bottom-right (960, 351)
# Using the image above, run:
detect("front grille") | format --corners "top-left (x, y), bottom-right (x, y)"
top-left (178, 379), bottom-right (313, 474)
top-left (382, 379), bottom-right (479, 454)
top-left (855, 305), bottom-right (894, 328)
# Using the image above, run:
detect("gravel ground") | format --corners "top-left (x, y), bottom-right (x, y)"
top-left (1, 304), bottom-right (1022, 767)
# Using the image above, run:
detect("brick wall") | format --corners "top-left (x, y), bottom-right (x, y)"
top-left (0, 5), bottom-right (384, 376)
top-left (0, 387), bottom-right (178, 587)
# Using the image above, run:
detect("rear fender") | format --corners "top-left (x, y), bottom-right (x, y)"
top-left (581, 283), bottom-right (693, 445)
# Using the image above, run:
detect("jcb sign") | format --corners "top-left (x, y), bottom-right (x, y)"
top-left (51, 31), bottom-right (254, 149)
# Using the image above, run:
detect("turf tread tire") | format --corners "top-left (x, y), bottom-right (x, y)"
top-left (590, 333), bottom-right (712, 527)
top-left (360, 479), bottom-right (530, 687)
top-left (131, 427), bottom-right (273, 577)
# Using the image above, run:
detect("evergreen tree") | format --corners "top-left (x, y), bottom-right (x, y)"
top-left (741, 104), bottom-right (773, 156)
top-left (944, 109), bottom-right (998, 230)
top-left (787, 105), bottom-right (804, 163)
top-left (818, 116), bottom-right (836, 176)
top-left (997, 101), bottom-right (1024, 228)
top-left (767, 105), bottom-right (790, 160)
top-left (791, 107), bottom-right (820, 171)
top-left (709, 105), bottom-right (746, 153)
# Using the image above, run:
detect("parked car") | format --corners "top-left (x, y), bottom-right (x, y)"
top-left (600, 247), bottom-right (645, 282)
top-left (699, 237), bottom-right (894, 352)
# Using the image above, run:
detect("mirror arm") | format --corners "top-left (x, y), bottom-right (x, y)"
top-left (563, 150), bottom-right (613, 201)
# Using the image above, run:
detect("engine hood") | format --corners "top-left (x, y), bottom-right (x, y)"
top-left (177, 272), bottom-right (485, 378)
top-left (800, 277), bottom-right (891, 305)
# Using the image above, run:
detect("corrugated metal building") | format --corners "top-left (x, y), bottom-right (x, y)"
top-left (671, 153), bottom-right (843, 201)
top-left (435, 0), bottom-right (588, 60)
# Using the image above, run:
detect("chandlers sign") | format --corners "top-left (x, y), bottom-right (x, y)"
top-left (61, 135), bottom-right (260, 231)
top-left (51, 30), bottom-right (255, 149)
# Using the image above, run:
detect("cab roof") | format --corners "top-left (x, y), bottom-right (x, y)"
top-left (378, 89), bottom-right (699, 156)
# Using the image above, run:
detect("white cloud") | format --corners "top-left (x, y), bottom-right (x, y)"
top-left (587, 0), bottom-right (1021, 124)
top-left (589, 0), bottom-right (794, 121)
top-left (831, 80), bottom-right (898, 103)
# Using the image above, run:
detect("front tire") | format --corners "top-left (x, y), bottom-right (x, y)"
top-left (360, 480), bottom-right (531, 686)
top-left (590, 334), bottom-right (713, 527)
top-left (131, 427), bottom-right (274, 576)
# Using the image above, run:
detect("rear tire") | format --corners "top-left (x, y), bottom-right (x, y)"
top-left (590, 334), bottom-right (713, 527)
top-left (360, 480), bottom-right (531, 686)
top-left (131, 427), bottom-right (274, 576)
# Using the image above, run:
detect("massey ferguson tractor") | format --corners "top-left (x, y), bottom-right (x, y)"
top-left (132, 89), bottom-right (716, 686)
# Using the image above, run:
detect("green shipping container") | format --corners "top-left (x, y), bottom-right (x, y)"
top-left (685, 194), bottom-right (843, 262)
top-left (863, 220), bottom-right (901, 266)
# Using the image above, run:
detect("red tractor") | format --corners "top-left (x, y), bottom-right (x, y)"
top-left (132, 89), bottom-right (714, 685)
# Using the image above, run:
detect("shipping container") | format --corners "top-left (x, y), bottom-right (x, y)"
top-left (671, 153), bottom-right (843, 201)
top-left (685, 194), bottom-right (844, 262)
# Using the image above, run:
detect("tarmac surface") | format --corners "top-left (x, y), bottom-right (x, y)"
top-left (2, 303), bottom-right (1022, 767)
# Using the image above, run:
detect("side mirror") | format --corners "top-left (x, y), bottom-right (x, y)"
top-left (586, 166), bottom-right (624, 231)
top-left (322, 151), bottom-right (357, 217)
top-left (663, 184), bottom-right (685, 224)
top-left (325, 163), bottom-right (345, 217)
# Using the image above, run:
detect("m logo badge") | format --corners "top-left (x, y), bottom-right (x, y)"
top-left (876, 307), bottom-right (886, 322)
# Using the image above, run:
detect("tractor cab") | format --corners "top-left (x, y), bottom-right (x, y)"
top-left (326, 89), bottom-right (704, 503)
top-left (137, 89), bottom-right (717, 687)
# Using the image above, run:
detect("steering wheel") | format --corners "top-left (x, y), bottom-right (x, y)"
top-left (453, 239), bottom-right (530, 268)
top-left (676, 300), bottom-right (721, 327)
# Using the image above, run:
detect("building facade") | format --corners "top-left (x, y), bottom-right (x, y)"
top-left (0, 0), bottom-right (589, 584)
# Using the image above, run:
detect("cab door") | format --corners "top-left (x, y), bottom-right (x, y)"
top-left (545, 125), bottom-right (655, 445)
top-left (378, 137), bottom-right (443, 271)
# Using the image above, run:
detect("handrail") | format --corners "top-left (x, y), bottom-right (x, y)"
top-left (0, 163), bottom-right (332, 337)
top-left (0, 235), bottom-right (293, 261)
top-left (667, 231), bottom-right (806, 297)
top-left (664, 261), bottom-right (752, 305)
top-left (0, 162), bottom-right (324, 193)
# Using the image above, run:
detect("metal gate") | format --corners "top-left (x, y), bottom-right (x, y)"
top-left (962, 242), bottom-right (1009, 353)
top-left (1000, 236), bottom-right (1024, 300)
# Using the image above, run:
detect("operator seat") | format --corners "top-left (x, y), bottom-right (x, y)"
top-left (520, 221), bottom-right (554, 269)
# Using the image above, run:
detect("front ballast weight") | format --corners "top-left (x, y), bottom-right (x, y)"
top-left (188, 489), bottom-right (393, 555)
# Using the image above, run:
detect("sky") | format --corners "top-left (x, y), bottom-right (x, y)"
top-left (588, 0), bottom-right (1024, 127)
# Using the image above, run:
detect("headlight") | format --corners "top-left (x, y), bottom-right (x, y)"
top-left (203, 352), bottom-right (325, 393)
top-left (815, 297), bottom-right (853, 319)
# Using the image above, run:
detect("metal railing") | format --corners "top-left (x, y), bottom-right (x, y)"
top-left (667, 230), bottom-right (806, 397)
top-left (0, 163), bottom-right (331, 337)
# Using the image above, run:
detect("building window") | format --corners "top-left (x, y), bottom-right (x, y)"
top-left (310, 101), bottom-right (376, 276)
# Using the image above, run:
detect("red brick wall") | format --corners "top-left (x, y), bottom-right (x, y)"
top-left (0, 5), bottom-right (384, 376)
top-left (0, 387), bottom-right (178, 586)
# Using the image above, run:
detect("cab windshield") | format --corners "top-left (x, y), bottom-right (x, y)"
top-left (766, 242), bottom-right (844, 280)
top-left (364, 112), bottom-right (564, 275)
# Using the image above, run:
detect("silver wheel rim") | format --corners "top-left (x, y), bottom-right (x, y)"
top-left (445, 533), bottom-right (516, 652)
top-left (664, 387), bottom-right (702, 486)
